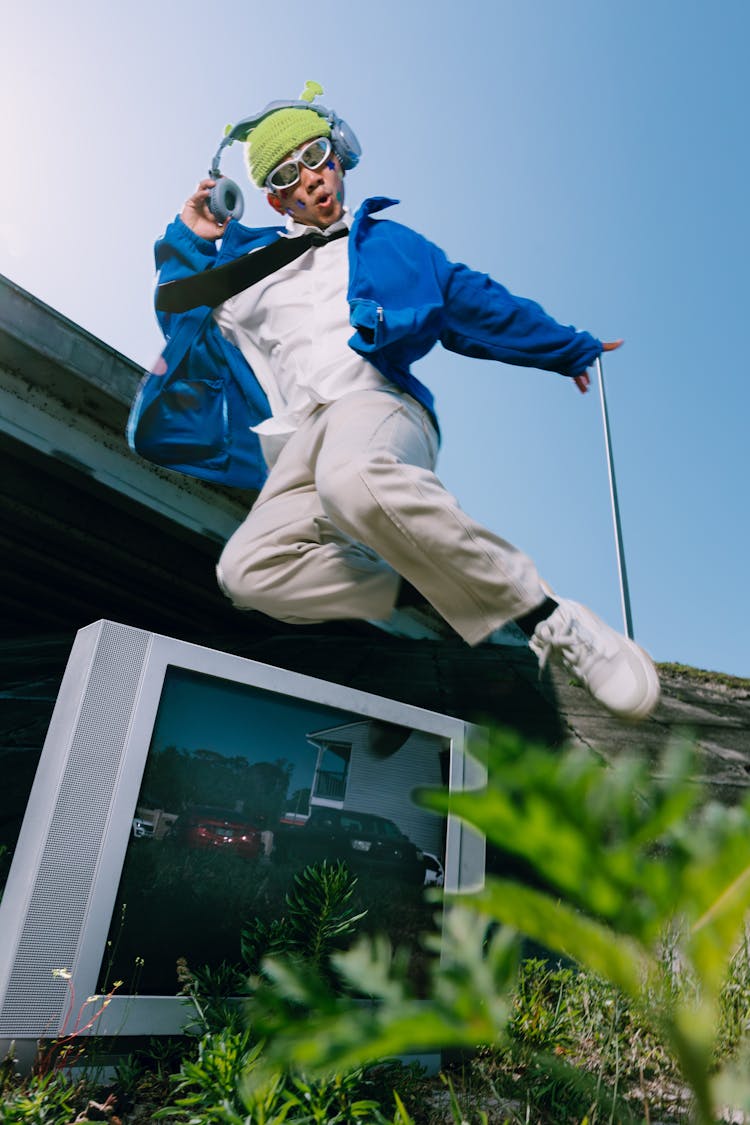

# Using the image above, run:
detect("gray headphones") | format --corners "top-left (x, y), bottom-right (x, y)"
top-left (207, 99), bottom-right (362, 224)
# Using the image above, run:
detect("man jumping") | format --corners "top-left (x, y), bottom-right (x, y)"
top-left (134, 81), bottom-right (660, 721)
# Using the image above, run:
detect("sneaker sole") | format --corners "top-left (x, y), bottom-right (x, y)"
top-left (609, 638), bottom-right (661, 721)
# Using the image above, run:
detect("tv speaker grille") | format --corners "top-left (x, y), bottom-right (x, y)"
top-left (0, 622), bottom-right (151, 1035)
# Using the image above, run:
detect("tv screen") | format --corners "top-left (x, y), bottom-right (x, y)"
top-left (0, 621), bottom-right (484, 1055)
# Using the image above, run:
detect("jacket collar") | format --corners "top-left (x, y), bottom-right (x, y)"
top-left (355, 196), bottom-right (400, 219)
top-left (217, 198), bottom-right (399, 264)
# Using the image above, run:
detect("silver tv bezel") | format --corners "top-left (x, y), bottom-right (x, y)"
top-left (0, 620), bottom-right (484, 1053)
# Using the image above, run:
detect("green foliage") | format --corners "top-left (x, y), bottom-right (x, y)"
top-left (113, 1049), bottom-right (150, 1103)
top-left (0, 1068), bottom-right (87, 1124)
top-left (155, 1027), bottom-right (259, 1122)
top-left (477, 958), bottom-right (682, 1122)
top-left (432, 733), bottom-right (750, 1122)
top-left (176, 861), bottom-right (369, 1037)
top-left (153, 858), bottom-right (496, 1124)
top-left (241, 859), bottom-right (368, 980)
top-left (657, 663), bottom-right (750, 690)
top-left (112, 1036), bottom-right (187, 1111)
top-left (274, 1070), bottom-right (381, 1123)
top-left (155, 1030), bottom-right (394, 1124)
top-left (248, 906), bottom-right (517, 1082)
top-left (156, 861), bottom-right (399, 1123)
top-left (281, 860), bottom-right (368, 970)
top-left (242, 731), bottom-right (750, 1125)
top-left (178, 957), bottom-right (251, 1034)
top-left (716, 932), bottom-right (750, 1059)
top-left (241, 918), bottom-right (289, 977)
top-left (10, 743), bottom-right (750, 1123)
top-left (352, 1061), bottom-right (427, 1115)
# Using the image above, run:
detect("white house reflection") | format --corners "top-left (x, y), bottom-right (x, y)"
top-left (99, 668), bottom-right (449, 996)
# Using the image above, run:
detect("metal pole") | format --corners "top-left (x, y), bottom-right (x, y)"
top-left (595, 355), bottom-right (634, 639)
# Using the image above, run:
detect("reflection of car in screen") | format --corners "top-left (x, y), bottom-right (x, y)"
top-left (172, 806), bottom-right (262, 858)
top-left (131, 816), bottom-right (154, 839)
top-left (273, 807), bottom-right (426, 884)
top-left (423, 851), bottom-right (444, 887)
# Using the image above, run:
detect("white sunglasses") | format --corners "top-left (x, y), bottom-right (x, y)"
top-left (266, 137), bottom-right (333, 192)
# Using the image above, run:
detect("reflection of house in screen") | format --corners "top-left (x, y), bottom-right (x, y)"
top-left (96, 682), bottom-right (450, 995)
top-left (304, 720), bottom-right (446, 856)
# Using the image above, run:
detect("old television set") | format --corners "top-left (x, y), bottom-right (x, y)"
top-left (0, 620), bottom-right (484, 1062)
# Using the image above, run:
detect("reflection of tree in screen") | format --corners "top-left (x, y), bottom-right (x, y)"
top-left (286, 787), bottom-right (311, 818)
top-left (141, 745), bottom-right (293, 827)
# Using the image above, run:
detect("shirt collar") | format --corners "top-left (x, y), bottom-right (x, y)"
top-left (283, 207), bottom-right (353, 239)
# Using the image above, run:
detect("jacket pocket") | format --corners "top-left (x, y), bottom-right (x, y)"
top-left (131, 376), bottom-right (229, 467)
top-left (348, 298), bottom-right (383, 351)
top-left (349, 298), bottom-right (443, 355)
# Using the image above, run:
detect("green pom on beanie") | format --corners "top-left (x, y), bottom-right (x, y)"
top-left (300, 80), bottom-right (323, 103)
top-left (246, 81), bottom-right (331, 188)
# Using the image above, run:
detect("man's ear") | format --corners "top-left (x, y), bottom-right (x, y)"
top-left (266, 191), bottom-right (285, 217)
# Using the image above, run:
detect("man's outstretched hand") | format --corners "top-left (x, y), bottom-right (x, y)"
top-left (573, 339), bottom-right (624, 393)
top-left (181, 179), bottom-right (229, 241)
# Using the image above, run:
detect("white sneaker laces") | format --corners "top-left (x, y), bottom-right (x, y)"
top-left (533, 612), bottom-right (613, 677)
top-left (530, 599), bottom-right (659, 719)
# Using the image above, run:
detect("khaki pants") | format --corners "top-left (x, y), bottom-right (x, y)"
top-left (217, 389), bottom-right (546, 646)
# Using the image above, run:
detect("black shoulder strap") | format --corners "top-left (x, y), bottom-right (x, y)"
top-left (155, 226), bottom-right (349, 314)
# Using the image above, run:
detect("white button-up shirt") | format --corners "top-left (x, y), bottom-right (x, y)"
top-left (213, 208), bottom-right (389, 463)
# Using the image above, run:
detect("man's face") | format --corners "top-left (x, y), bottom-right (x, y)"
top-left (266, 136), bottom-right (345, 229)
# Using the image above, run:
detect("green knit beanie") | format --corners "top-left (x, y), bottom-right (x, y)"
top-left (246, 81), bottom-right (332, 188)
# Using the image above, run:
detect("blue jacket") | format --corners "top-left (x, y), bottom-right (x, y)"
top-left (128, 196), bottom-right (602, 490)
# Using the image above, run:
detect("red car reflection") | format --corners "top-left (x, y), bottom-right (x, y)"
top-left (174, 806), bottom-right (262, 858)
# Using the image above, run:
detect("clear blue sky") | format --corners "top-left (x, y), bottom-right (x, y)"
top-left (2, 1), bottom-right (747, 676)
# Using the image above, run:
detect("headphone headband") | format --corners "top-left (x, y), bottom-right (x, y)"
top-left (206, 96), bottom-right (361, 223)
top-left (209, 100), bottom-right (360, 177)
top-left (222, 100), bottom-right (332, 146)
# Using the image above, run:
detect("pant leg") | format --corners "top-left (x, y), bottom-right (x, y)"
top-left (313, 390), bottom-right (547, 645)
top-left (216, 404), bottom-right (400, 624)
top-left (219, 388), bottom-right (547, 644)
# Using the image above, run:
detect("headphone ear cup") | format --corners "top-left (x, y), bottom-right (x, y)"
top-left (208, 177), bottom-right (245, 223)
top-left (330, 117), bottom-right (361, 171)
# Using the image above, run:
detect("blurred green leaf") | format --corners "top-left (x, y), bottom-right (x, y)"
top-left (246, 908), bottom-right (518, 1081)
top-left (457, 879), bottom-right (651, 1000)
top-left (242, 731), bottom-right (750, 1125)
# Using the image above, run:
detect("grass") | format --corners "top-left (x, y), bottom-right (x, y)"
top-left (657, 663), bottom-right (750, 691)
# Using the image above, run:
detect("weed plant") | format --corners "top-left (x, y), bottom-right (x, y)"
top-left (0, 1071), bottom-right (86, 1124)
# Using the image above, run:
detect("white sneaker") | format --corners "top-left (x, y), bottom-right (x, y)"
top-left (529, 599), bottom-right (660, 720)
